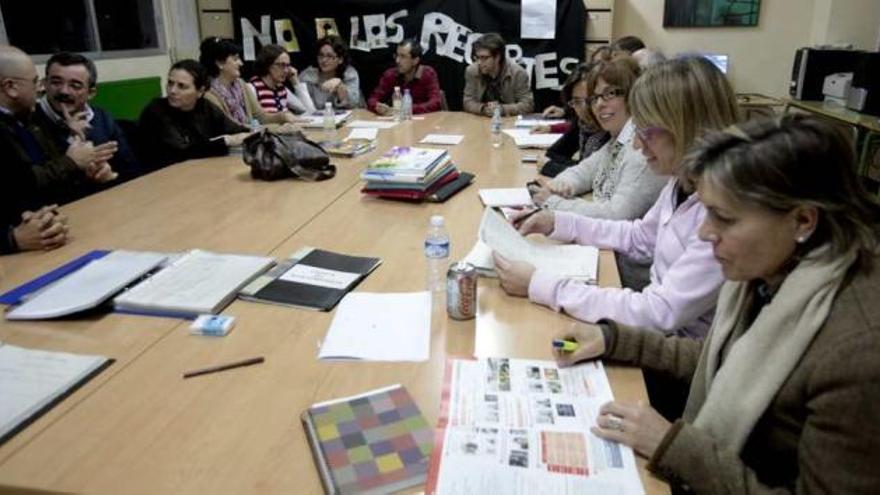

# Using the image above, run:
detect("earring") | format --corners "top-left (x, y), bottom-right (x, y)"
top-left (796, 235), bottom-right (808, 244)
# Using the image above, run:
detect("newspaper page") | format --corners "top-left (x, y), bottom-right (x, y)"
top-left (427, 358), bottom-right (645, 495)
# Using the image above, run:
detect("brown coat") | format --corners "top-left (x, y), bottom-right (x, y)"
top-left (602, 257), bottom-right (880, 494)
top-left (462, 60), bottom-right (534, 116)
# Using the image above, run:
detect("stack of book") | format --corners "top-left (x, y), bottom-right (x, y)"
top-left (360, 146), bottom-right (460, 201)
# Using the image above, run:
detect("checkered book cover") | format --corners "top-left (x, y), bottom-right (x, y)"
top-left (302, 384), bottom-right (434, 494)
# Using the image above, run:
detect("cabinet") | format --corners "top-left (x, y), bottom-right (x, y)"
top-left (583, 0), bottom-right (614, 60)
top-left (197, 0), bottom-right (234, 39)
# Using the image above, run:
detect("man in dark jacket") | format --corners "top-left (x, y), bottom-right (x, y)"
top-left (0, 45), bottom-right (114, 254)
top-left (34, 52), bottom-right (141, 188)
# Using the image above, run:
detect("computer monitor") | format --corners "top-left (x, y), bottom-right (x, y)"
top-left (703, 53), bottom-right (729, 74)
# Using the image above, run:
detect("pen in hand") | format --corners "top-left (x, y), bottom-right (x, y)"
top-left (182, 356), bottom-right (265, 379)
top-left (512, 206), bottom-right (543, 229)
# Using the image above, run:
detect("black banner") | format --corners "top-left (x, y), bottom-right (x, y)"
top-left (231, 0), bottom-right (584, 111)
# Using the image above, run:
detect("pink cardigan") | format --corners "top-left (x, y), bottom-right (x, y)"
top-left (528, 179), bottom-right (723, 337)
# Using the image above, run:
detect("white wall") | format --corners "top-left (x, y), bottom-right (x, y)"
top-left (613, 0), bottom-right (880, 97)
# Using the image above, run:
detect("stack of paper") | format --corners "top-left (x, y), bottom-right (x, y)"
top-left (466, 209), bottom-right (599, 282)
top-left (114, 249), bottom-right (274, 316)
top-left (318, 292), bottom-right (431, 361)
top-left (514, 116), bottom-right (567, 128)
top-left (420, 134), bottom-right (464, 145)
top-left (502, 128), bottom-right (563, 149)
top-left (360, 146), bottom-right (462, 201)
top-left (0, 342), bottom-right (113, 444)
top-left (298, 110), bottom-right (353, 129)
top-left (478, 187), bottom-right (534, 207)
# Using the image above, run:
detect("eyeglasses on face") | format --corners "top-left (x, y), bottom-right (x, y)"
top-left (635, 125), bottom-right (666, 143)
top-left (568, 97), bottom-right (588, 108)
top-left (587, 87), bottom-right (624, 106)
top-left (318, 53), bottom-right (339, 61)
top-left (271, 62), bottom-right (291, 69)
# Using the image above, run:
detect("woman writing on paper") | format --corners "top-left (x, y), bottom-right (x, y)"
top-left (494, 57), bottom-right (738, 339)
top-left (198, 37), bottom-right (300, 131)
top-left (139, 60), bottom-right (252, 169)
top-left (554, 114), bottom-right (880, 494)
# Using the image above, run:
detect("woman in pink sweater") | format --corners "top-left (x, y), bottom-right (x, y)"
top-left (494, 57), bottom-right (740, 339)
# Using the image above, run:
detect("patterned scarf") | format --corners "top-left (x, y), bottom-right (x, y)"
top-left (210, 78), bottom-right (248, 125)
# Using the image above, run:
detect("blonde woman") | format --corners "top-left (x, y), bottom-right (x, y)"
top-left (496, 56), bottom-right (739, 338)
top-left (556, 115), bottom-right (880, 494)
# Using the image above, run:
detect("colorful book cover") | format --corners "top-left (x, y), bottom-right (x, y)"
top-left (364, 147), bottom-right (447, 176)
top-left (302, 384), bottom-right (434, 495)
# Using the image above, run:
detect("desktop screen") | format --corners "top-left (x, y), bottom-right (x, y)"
top-left (703, 53), bottom-right (730, 74)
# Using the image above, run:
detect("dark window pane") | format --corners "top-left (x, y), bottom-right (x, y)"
top-left (1, 0), bottom-right (92, 54)
top-left (94, 0), bottom-right (159, 51)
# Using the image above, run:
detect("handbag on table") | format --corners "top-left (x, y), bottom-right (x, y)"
top-left (242, 129), bottom-right (336, 181)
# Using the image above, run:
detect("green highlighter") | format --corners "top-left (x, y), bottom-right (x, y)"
top-left (552, 339), bottom-right (579, 352)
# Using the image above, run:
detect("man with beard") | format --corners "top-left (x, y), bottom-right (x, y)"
top-left (34, 52), bottom-right (140, 191)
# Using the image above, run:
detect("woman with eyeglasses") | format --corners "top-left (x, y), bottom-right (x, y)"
top-left (495, 57), bottom-right (738, 339)
top-left (199, 38), bottom-right (301, 131)
top-left (530, 56), bottom-right (665, 223)
top-left (248, 44), bottom-right (315, 117)
top-left (534, 62), bottom-right (611, 178)
top-left (553, 114), bottom-right (880, 494)
top-left (138, 60), bottom-right (252, 169)
top-left (299, 35), bottom-right (361, 109)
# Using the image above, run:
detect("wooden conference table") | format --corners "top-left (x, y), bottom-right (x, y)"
top-left (0, 111), bottom-right (669, 494)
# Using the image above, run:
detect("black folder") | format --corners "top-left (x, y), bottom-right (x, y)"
top-left (239, 249), bottom-right (381, 311)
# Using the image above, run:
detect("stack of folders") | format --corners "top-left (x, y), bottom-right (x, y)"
top-left (239, 247), bottom-right (382, 311)
top-left (3, 249), bottom-right (274, 320)
top-left (360, 146), bottom-right (470, 202)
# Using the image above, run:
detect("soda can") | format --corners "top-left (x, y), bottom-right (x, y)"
top-left (447, 262), bottom-right (477, 320)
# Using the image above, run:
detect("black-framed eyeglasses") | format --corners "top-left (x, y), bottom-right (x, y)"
top-left (272, 62), bottom-right (291, 69)
top-left (587, 88), bottom-right (624, 105)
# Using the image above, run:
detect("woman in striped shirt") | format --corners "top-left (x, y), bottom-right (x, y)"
top-left (248, 44), bottom-right (316, 116)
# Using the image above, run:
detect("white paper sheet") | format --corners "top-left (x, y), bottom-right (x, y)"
top-left (515, 117), bottom-right (567, 128)
top-left (521, 0), bottom-right (557, 40)
top-left (479, 209), bottom-right (598, 283)
top-left (429, 358), bottom-right (644, 495)
top-left (0, 342), bottom-right (108, 440)
top-left (346, 120), bottom-right (398, 129)
top-left (478, 188), bottom-right (534, 207)
top-left (279, 264), bottom-right (361, 290)
top-left (420, 134), bottom-right (465, 145)
top-left (346, 128), bottom-right (379, 141)
top-left (319, 291), bottom-right (431, 361)
top-left (502, 128), bottom-right (563, 148)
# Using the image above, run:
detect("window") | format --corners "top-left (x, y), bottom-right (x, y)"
top-left (0, 0), bottom-right (164, 57)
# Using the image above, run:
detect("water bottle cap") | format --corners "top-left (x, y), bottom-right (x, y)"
top-left (325, 102), bottom-right (332, 109)
top-left (430, 215), bottom-right (444, 227)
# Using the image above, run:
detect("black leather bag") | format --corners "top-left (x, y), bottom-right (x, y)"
top-left (242, 129), bottom-right (336, 181)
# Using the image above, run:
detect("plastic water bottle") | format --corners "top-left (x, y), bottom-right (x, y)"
top-left (250, 117), bottom-right (262, 132)
top-left (424, 215), bottom-right (450, 292)
top-left (402, 89), bottom-right (413, 121)
top-left (392, 86), bottom-right (402, 121)
top-left (322, 101), bottom-right (336, 140)
top-left (491, 105), bottom-right (503, 148)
